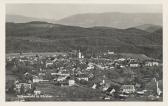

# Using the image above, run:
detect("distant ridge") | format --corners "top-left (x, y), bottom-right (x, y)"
top-left (55, 12), bottom-right (162, 29)
top-left (6, 14), bottom-right (55, 23)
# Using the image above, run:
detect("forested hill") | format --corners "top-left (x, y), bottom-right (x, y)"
top-left (6, 22), bottom-right (162, 59)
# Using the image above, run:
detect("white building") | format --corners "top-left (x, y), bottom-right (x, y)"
top-left (92, 83), bottom-right (97, 89)
top-left (34, 90), bottom-right (41, 95)
top-left (32, 76), bottom-right (44, 83)
top-left (108, 50), bottom-right (114, 55)
top-left (46, 62), bottom-right (53, 68)
top-left (145, 61), bottom-right (159, 67)
top-left (86, 62), bottom-right (94, 70)
top-left (77, 77), bottom-right (89, 81)
top-left (130, 62), bottom-right (140, 67)
top-left (69, 79), bottom-right (75, 86)
top-left (110, 88), bottom-right (116, 94)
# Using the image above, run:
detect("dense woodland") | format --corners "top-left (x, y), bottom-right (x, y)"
top-left (6, 22), bottom-right (162, 59)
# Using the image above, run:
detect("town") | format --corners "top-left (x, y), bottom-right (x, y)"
top-left (6, 50), bottom-right (163, 101)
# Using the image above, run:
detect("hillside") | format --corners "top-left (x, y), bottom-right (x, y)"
top-left (135, 24), bottom-right (162, 32)
top-left (56, 12), bottom-right (162, 29)
top-left (6, 22), bottom-right (162, 59)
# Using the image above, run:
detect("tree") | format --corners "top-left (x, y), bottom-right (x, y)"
top-left (45, 72), bottom-right (53, 80)
top-left (20, 84), bottom-right (25, 94)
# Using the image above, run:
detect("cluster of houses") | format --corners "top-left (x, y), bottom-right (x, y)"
top-left (6, 50), bottom-right (162, 101)
top-left (113, 57), bottom-right (160, 68)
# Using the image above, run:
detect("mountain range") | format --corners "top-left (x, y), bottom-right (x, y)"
top-left (6, 12), bottom-right (162, 29)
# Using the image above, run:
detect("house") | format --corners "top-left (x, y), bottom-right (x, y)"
top-left (110, 88), bottom-right (116, 94)
top-left (24, 72), bottom-right (30, 76)
top-left (34, 90), bottom-right (41, 95)
top-left (129, 59), bottom-right (135, 63)
top-left (81, 55), bottom-right (84, 58)
top-left (46, 62), bottom-right (53, 68)
top-left (113, 62), bottom-right (120, 68)
top-left (52, 58), bottom-right (58, 62)
top-left (45, 60), bottom-right (54, 68)
top-left (101, 82), bottom-right (111, 91)
top-left (19, 58), bottom-right (29, 62)
top-left (15, 83), bottom-right (32, 93)
top-left (92, 83), bottom-right (97, 89)
top-left (32, 76), bottom-right (44, 83)
top-left (55, 80), bottom-right (69, 86)
top-left (129, 62), bottom-right (140, 68)
top-left (135, 83), bottom-right (141, 88)
top-left (120, 85), bottom-right (135, 93)
top-left (102, 85), bottom-right (110, 92)
top-left (145, 61), bottom-right (159, 67)
top-left (69, 79), bottom-right (75, 86)
top-left (57, 76), bottom-right (68, 82)
top-left (86, 62), bottom-right (94, 70)
top-left (15, 83), bottom-right (32, 90)
top-left (51, 72), bottom-right (70, 76)
top-left (76, 74), bottom-right (89, 81)
top-left (107, 51), bottom-right (114, 55)
top-left (136, 91), bottom-right (145, 95)
top-left (38, 72), bottom-right (46, 76)
top-left (120, 65), bottom-right (125, 68)
top-left (118, 58), bottom-right (126, 62)
top-left (88, 73), bottom-right (94, 79)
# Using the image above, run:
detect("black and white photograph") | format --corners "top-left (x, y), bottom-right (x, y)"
top-left (5, 3), bottom-right (163, 102)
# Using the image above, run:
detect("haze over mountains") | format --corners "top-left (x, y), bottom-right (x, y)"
top-left (6, 12), bottom-right (162, 29)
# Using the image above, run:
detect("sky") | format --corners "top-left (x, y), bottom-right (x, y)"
top-left (6, 4), bottom-right (162, 20)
